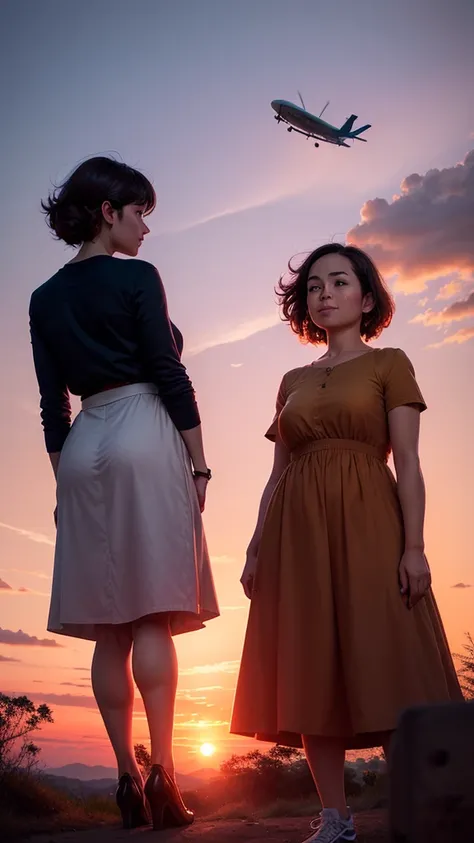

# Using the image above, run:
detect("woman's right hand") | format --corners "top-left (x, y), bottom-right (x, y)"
top-left (240, 544), bottom-right (259, 600)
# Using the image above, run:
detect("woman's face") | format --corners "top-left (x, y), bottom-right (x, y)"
top-left (107, 202), bottom-right (150, 256)
top-left (306, 253), bottom-right (373, 335)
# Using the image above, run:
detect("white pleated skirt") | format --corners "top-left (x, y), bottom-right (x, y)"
top-left (47, 383), bottom-right (220, 640)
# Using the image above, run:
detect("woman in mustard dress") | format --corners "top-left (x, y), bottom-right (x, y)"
top-left (230, 243), bottom-right (462, 843)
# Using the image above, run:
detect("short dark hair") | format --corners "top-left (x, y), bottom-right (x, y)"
top-left (41, 156), bottom-right (156, 246)
top-left (276, 242), bottom-right (395, 344)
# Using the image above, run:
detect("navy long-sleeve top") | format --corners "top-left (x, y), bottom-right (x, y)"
top-left (29, 255), bottom-right (201, 453)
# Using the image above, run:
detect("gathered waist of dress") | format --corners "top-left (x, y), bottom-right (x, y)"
top-left (81, 382), bottom-right (159, 410)
top-left (290, 438), bottom-right (388, 463)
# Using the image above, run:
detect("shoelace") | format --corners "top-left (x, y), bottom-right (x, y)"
top-left (308, 814), bottom-right (348, 842)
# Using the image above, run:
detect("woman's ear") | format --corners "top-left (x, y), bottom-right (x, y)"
top-left (101, 200), bottom-right (117, 226)
top-left (362, 292), bottom-right (375, 314)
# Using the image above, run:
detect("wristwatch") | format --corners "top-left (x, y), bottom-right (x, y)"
top-left (193, 468), bottom-right (212, 480)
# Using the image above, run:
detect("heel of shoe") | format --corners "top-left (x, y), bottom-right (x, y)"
top-left (144, 764), bottom-right (194, 830)
top-left (148, 798), bottom-right (167, 831)
top-left (116, 773), bottom-right (149, 829)
top-left (144, 776), bottom-right (168, 830)
top-left (120, 809), bottom-right (134, 830)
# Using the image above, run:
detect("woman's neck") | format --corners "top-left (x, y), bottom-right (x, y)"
top-left (323, 328), bottom-right (368, 359)
top-left (68, 238), bottom-right (114, 264)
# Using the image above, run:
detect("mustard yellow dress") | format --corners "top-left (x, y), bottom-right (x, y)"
top-left (230, 348), bottom-right (462, 749)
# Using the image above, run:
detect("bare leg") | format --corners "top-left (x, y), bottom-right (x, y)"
top-left (132, 614), bottom-right (177, 780)
top-left (302, 735), bottom-right (349, 818)
top-left (92, 623), bottom-right (142, 781)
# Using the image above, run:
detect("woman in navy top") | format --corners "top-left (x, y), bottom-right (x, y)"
top-left (30, 156), bottom-right (219, 830)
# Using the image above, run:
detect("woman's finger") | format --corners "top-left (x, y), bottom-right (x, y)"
top-left (242, 574), bottom-right (253, 600)
top-left (399, 565), bottom-right (408, 594)
top-left (408, 574), bottom-right (421, 608)
top-left (409, 573), bottom-right (430, 608)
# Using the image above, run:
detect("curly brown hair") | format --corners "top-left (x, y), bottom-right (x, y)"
top-left (276, 242), bottom-right (395, 344)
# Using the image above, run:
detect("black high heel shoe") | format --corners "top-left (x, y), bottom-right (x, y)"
top-left (144, 764), bottom-right (194, 830)
top-left (116, 773), bottom-right (149, 829)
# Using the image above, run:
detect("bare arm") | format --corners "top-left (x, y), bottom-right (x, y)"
top-left (389, 404), bottom-right (431, 607)
top-left (240, 437), bottom-right (290, 599)
top-left (389, 404), bottom-right (425, 551)
top-left (247, 437), bottom-right (290, 552)
top-left (179, 425), bottom-right (208, 474)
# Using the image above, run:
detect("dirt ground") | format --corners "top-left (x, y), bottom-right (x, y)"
top-left (16, 810), bottom-right (389, 843)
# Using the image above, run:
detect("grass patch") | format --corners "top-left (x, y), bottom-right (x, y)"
top-left (350, 773), bottom-right (388, 813)
top-left (0, 770), bottom-right (120, 840)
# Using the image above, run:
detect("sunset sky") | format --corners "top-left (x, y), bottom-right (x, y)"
top-left (1, 0), bottom-right (473, 775)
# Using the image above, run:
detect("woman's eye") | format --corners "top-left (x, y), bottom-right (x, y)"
top-left (308, 285), bottom-right (320, 292)
top-left (335, 279), bottom-right (347, 286)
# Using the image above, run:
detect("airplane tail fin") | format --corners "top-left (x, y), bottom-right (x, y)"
top-left (350, 123), bottom-right (371, 138)
top-left (339, 114), bottom-right (357, 134)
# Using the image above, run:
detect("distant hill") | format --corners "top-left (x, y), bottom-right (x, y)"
top-left (43, 774), bottom-right (116, 798)
top-left (44, 763), bottom-right (220, 794)
top-left (190, 767), bottom-right (220, 781)
top-left (45, 764), bottom-right (116, 781)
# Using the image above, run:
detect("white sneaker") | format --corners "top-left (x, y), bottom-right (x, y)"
top-left (301, 808), bottom-right (356, 842)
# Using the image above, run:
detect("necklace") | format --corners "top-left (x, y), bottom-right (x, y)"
top-left (321, 366), bottom-right (333, 389)
top-left (313, 348), bottom-right (373, 388)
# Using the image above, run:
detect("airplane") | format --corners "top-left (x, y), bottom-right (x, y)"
top-left (271, 93), bottom-right (371, 148)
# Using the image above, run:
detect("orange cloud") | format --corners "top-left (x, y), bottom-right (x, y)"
top-left (347, 150), bottom-right (474, 291)
top-left (427, 326), bottom-right (474, 349)
top-left (412, 291), bottom-right (474, 327)
top-left (0, 581), bottom-right (49, 597)
top-left (179, 660), bottom-right (240, 677)
top-left (436, 280), bottom-right (464, 300)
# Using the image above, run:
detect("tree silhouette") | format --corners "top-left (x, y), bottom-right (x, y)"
top-left (0, 694), bottom-right (53, 773)
top-left (134, 743), bottom-right (152, 776)
top-left (456, 632), bottom-right (474, 699)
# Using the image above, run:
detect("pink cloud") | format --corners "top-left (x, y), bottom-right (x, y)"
top-left (0, 627), bottom-right (61, 647)
top-left (347, 150), bottom-right (474, 292)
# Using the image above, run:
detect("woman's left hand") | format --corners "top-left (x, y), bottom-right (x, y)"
top-left (399, 549), bottom-right (431, 609)
top-left (193, 476), bottom-right (208, 513)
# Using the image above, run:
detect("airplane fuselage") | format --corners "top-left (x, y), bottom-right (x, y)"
top-left (271, 100), bottom-right (340, 140)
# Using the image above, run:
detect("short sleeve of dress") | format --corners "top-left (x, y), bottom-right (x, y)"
top-left (265, 374), bottom-right (287, 441)
top-left (383, 349), bottom-right (427, 413)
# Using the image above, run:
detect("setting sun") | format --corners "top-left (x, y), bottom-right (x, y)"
top-left (200, 742), bottom-right (216, 757)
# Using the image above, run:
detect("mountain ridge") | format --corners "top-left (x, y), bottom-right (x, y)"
top-left (44, 762), bottom-right (220, 792)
